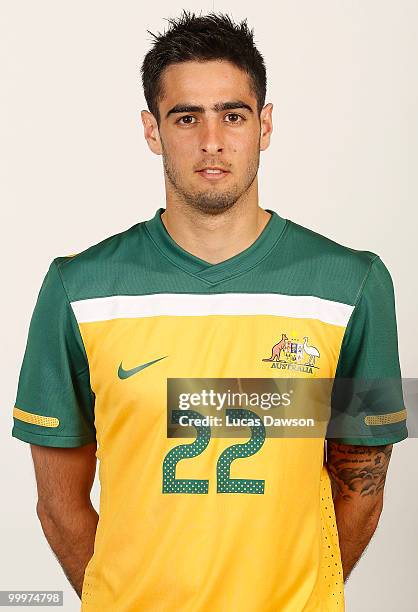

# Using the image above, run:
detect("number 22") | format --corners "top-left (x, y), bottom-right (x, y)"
top-left (162, 408), bottom-right (266, 494)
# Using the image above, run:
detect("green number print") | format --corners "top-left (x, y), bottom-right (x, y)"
top-left (217, 409), bottom-right (265, 494)
top-left (163, 408), bottom-right (265, 494)
top-left (163, 409), bottom-right (210, 494)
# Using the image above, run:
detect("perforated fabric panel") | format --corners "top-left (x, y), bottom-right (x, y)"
top-left (318, 468), bottom-right (345, 609)
top-left (13, 406), bottom-right (59, 428)
top-left (365, 409), bottom-right (407, 426)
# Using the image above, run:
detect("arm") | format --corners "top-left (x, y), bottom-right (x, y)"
top-left (30, 441), bottom-right (99, 599)
top-left (326, 441), bottom-right (393, 582)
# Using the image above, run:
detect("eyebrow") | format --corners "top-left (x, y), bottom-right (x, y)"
top-left (165, 100), bottom-right (254, 120)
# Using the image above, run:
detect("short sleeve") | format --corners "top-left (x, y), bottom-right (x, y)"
top-left (12, 259), bottom-right (96, 447)
top-left (326, 255), bottom-right (408, 445)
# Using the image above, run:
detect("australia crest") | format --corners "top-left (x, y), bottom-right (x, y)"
top-left (262, 333), bottom-right (320, 374)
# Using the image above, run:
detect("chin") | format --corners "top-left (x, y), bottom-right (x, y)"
top-left (188, 193), bottom-right (241, 215)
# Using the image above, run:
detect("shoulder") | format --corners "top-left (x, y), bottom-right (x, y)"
top-left (51, 221), bottom-right (150, 302)
top-left (280, 219), bottom-right (385, 306)
top-left (286, 218), bottom-right (378, 267)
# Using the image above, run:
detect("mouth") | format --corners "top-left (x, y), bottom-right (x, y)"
top-left (196, 167), bottom-right (230, 181)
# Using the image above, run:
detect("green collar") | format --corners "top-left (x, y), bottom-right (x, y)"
top-left (144, 207), bottom-right (287, 285)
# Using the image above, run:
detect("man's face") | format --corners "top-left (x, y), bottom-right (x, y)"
top-left (142, 60), bottom-right (273, 215)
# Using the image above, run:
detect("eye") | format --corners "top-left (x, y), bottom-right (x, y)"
top-left (176, 115), bottom-right (197, 125)
top-left (225, 113), bottom-right (245, 123)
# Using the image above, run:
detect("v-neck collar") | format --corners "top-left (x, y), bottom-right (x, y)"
top-left (144, 207), bottom-right (287, 285)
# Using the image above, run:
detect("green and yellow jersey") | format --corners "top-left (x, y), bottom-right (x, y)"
top-left (12, 208), bottom-right (408, 611)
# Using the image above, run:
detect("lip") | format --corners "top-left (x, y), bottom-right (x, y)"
top-left (196, 167), bottom-right (230, 181)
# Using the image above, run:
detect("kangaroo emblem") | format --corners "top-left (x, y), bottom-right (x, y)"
top-left (262, 334), bottom-right (288, 362)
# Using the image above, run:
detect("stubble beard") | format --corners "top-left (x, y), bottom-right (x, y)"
top-left (161, 140), bottom-right (260, 216)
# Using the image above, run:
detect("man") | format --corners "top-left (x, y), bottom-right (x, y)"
top-left (12, 11), bottom-right (407, 611)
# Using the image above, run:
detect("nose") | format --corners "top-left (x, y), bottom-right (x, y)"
top-left (200, 121), bottom-right (224, 155)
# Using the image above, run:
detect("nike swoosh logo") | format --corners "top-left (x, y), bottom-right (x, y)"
top-left (118, 356), bottom-right (167, 380)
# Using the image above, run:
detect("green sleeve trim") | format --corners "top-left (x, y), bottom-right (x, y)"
top-left (329, 428), bottom-right (408, 446)
top-left (12, 424), bottom-right (96, 448)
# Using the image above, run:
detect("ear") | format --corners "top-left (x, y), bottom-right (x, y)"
top-left (259, 103), bottom-right (273, 152)
top-left (141, 110), bottom-right (162, 155)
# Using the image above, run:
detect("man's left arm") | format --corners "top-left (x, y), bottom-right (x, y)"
top-left (326, 440), bottom-right (393, 582)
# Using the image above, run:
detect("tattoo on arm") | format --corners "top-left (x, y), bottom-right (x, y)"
top-left (326, 442), bottom-right (393, 502)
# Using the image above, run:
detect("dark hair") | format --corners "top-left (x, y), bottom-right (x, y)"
top-left (141, 10), bottom-right (267, 126)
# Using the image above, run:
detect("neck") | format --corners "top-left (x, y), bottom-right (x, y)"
top-left (160, 185), bottom-right (272, 265)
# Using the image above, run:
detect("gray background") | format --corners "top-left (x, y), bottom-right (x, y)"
top-left (1, 1), bottom-right (417, 610)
